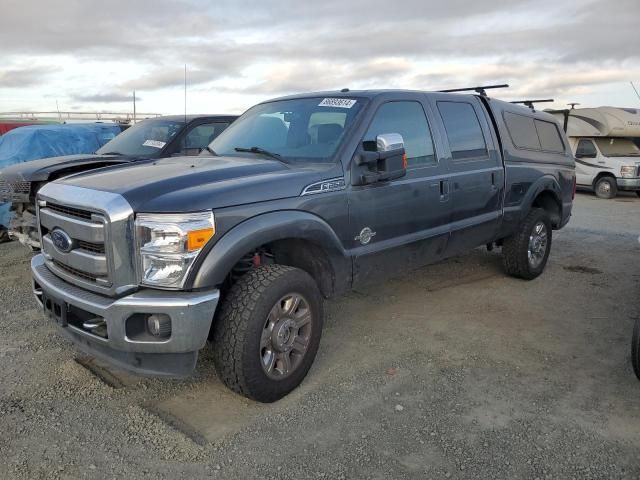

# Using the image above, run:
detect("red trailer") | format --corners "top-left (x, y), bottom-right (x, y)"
top-left (0, 122), bottom-right (45, 135)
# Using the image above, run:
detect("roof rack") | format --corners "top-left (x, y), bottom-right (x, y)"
top-left (510, 99), bottom-right (554, 111)
top-left (438, 84), bottom-right (509, 97)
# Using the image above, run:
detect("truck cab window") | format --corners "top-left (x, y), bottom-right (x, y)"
top-left (576, 139), bottom-right (597, 158)
top-left (437, 101), bottom-right (488, 160)
top-left (364, 101), bottom-right (436, 167)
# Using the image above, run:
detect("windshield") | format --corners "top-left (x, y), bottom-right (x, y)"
top-left (96, 119), bottom-right (184, 156)
top-left (594, 137), bottom-right (640, 157)
top-left (209, 97), bottom-right (365, 163)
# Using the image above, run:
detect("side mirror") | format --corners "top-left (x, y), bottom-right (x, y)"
top-left (352, 133), bottom-right (407, 185)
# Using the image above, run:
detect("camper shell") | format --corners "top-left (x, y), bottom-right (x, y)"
top-left (550, 106), bottom-right (640, 198)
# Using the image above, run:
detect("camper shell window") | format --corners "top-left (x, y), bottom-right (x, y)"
top-left (504, 112), bottom-right (565, 153)
top-left (504, 112), bottom-right (540, 150)
top-left (534, 120), bottom-right (565, 153)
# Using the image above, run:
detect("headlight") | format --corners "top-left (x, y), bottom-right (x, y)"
top-left (135, 212), bottom-right (215, 288)
top-left (620, 165), bottom-right (637, 178)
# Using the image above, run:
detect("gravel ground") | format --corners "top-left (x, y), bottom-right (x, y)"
top-left (1, 192), bottom-right (639, 479)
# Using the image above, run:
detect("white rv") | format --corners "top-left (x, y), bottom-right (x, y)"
top-left (551, 107), bottom-right (640, 199)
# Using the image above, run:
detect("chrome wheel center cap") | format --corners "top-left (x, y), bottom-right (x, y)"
top-left (273, 319), bottom-right (296, 352)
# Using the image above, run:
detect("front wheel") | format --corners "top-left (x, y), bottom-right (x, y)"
top-left (212, 264), bottom-right (324, 402)
top-left (502, 208), bottom-right (552, 280)
top-left (594, 176), bottom-right (617, 199)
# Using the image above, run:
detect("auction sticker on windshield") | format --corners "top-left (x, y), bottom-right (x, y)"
top-left (318, 98), bottom-right (357, 108)
top-left (142, 140), bottom-right (166, 149)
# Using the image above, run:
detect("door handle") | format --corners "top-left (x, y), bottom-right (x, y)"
top-left (439, 179), bottom-right (449, 202)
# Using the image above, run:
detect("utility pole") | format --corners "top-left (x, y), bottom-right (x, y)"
top-left (184, 64), bottom-right (187, 124)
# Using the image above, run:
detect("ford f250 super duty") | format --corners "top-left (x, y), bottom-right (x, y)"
top-left (30, 88), bottom-right (575, 402)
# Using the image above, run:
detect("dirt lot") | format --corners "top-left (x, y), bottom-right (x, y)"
top-left (1, 192), bottom-right (639, 479)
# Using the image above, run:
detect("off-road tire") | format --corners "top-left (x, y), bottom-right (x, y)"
top-left (632, 318), bottom-right (640, 381)
top-left (594, 176), bottom-right (617, 199)
top-left (212, 264), bottom-right (323, 402)
top-left (502, 208), bottom-right (552, 280)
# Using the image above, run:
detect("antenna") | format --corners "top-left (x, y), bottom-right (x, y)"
top-left (631, 82), bottom-right (640, 103)
top-left (438, 84), bottom-right (509, 97)
top-left (567, 102), bottom-right (580, 110)
top-left (184, 64), bottom-right (187, 124)
top-left (510, 99), bottom-right (554, 111)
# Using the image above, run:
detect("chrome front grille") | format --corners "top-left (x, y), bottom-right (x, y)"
top-left (53, 260), bottom-right (102, 284)
top-left (40, 203), bottom-right (110, 287)
top-left (36, 183), bottom-right (137, 298)
top-left (46, 202), bottom-right (93, 220)
top-left (78, 240), bottom-right (106, 254)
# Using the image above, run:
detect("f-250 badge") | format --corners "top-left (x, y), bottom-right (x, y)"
top-left (355, 227), bottom-right (376, 245)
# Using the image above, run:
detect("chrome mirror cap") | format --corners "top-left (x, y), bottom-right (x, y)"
top-left (376, 133), bottom-right (404, 152)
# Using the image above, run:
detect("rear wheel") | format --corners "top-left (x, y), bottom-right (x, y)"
top-left (502, 208), bottom-right (552, 280)
top-left (594, 176), bottom-right (617, 199)
top-left (632, 319), bottom-right (640, 381)
top-left (212, 264), bottom-right (323, 402)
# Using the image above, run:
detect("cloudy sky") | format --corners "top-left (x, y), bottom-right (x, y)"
top-left (1, 0), bottom-right (639, 116)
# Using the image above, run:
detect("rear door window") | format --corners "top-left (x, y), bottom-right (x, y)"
top-left (534, 119), bottom-right (565, 153)
top-left (364, 101), bottom-right (436, 167)
top-left (437, 101), bottom-right (488, 160)
top-left (504, 112), bottom-right (541, 150)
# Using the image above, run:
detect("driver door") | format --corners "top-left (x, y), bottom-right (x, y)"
top-left (348, 97), bottom-right (451, 286)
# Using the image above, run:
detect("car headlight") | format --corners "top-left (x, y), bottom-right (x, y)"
top-left (620, 165), bottom-right (637, 178)
top-left (135, 212), bottom-right (215, 288)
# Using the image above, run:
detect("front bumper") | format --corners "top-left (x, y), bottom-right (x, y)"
top-left (617, 177), bottom-right (640, 191)
top-left (31, 254), bottom-right (219, 377)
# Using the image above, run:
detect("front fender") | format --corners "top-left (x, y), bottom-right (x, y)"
top-left (187, 210), bottom-right (350, 291)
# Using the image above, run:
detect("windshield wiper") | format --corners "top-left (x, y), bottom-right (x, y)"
top-left (100, 151), bottom-right (123, 156)
top-left (234, 146), bottom-right (287, 163)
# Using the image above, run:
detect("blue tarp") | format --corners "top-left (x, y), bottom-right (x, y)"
top-left (0, 123), bottom-right (122, 227)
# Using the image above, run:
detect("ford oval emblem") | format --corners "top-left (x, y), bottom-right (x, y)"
top-left (51, 229), bottom-right (73, 253)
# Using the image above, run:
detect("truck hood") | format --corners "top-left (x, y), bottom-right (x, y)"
top-left (58, 155), bottom-right (340, 212)
top-left (0, 153), bottom-right (134, 183)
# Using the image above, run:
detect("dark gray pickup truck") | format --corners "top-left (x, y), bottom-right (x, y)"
top-left (30, 89), bottom-right (575, 402)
